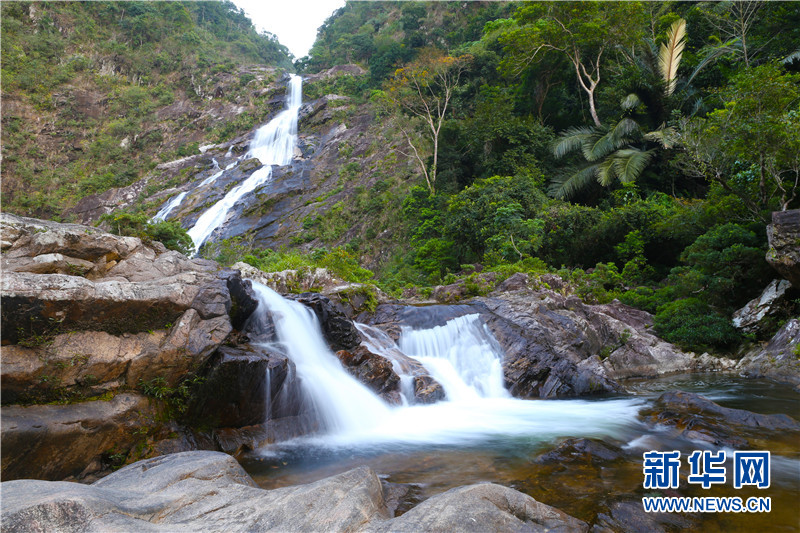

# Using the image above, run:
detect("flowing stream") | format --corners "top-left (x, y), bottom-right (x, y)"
top-left (241, 285), bottom-right (799, 530)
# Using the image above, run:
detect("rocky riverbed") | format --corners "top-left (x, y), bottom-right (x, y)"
top-left (2, 214), bottom-right (799, 532)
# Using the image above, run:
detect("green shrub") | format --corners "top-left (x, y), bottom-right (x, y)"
top-left (654, 298), bottom-right (740, 352)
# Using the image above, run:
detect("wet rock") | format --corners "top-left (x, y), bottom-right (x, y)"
top-left (732, 279), bottom-right (793, 333)
top-left (294, 293), bottom-right (361, 351)
top-left (412, 375), bottom-right (446, 404)
top-left (737, 319), bottom-right (800, 387)
top-left (0, 393), bottom-right (157, 481)
top-left (535, 438), bottom-right (624, 466)
top-left (640, 391), bottom-right (800, 447)
top-left (651, 391), bottom-right (800, 431)
top-left (591, 501), bottom-right (692, 533)
top-left (366, 482), bottom-right (589, 533)
top-left (336, 346), bottom-right (402, 404)
top-left (766, 209), bottom-right (800, 287)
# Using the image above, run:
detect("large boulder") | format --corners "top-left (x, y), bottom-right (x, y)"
top-left (0, 393), bottom-right (159, 481)
top-left (0, 214), bottom-right (258, 403)
top-left (737, 319), bottom-right (800, 387)
top-left (766, 209), bottom-right (800, 287)
top-left (1, 451), bottom-right (588, 533)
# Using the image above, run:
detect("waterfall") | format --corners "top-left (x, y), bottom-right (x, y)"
top-left (187, 74), bottom-right (303, 253)
top-left (399, 314), bottom-right (508, 401)
top-left (249, 287), bottom-right (642, 449)
top-left (151, 191), bottom-right (187, 222)
top-left (250, 282), bottom-right (391, 434)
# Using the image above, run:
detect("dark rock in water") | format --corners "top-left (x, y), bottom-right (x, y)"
top-left (766, 209), bottom-right (800, 287)
top-left (737, 318), bottom-right (800, 387)
top-left (651, 391), bottom-right (800, 431)
top-left (0, 393), bottom-right (157, 481)
top-left (591, 501), bottom-right (692, 533)
top-left (188, 345), bottom-right (284, 428)
top-left (535, 438), bottom-right (624, 466)
top-left (213, 415), bottom-right (320, 454)
top-left (294, 292), bottom-right (361, 351)
top-left (640, 391), bottom-right (800, 448)
top-left (336, 346), bottom-right (402, 404)
top-left (1, 451), bottom-right (587, 532)
top-left (412, 375), bottom-right (446, 404)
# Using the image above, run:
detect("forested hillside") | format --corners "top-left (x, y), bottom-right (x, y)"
top-left (272, 0), bottom-right (799, 352)
top-left (3, 1), bottom-right (800, 354)
top-left (1, 1), bottom-right (292, 218)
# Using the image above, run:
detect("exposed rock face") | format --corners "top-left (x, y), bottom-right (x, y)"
top-left (0, 393), bottom-right (158, 481)
top-left (364, 274), bottom-right (733, 399)
top-left (233, 262), bottom-right (345, 294)
top-left (1, 451), bottom-right (588, 533)
top-left (0, 214), bottom-right (261, 480)
top-left (336, 346), bottom-right (402, 404)
top-left (737, 319), bottom-right (800, 387)
top-left (732, 279), bottom-right (793, 333)
top-left (766, 209), bottom-right (800, 287)
top-left (639, 391), bottom-right (800, 448)
top-left (0, 214), bottom-right (258, 404)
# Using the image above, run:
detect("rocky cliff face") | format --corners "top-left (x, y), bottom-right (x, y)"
top-left (766, 209), bottom-right (800, 288)
top-left (363, 272), bottom-right (732, 399)
top-left (0, 214), bottom-right (269, 480)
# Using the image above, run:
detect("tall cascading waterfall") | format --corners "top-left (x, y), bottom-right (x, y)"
top-left (186, 74), bottom-right (303, 253)
top-left (249, 282), bottom-right (391, 434)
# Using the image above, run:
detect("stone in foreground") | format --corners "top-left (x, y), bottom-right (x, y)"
top-left (1, 451), bottom-right (588, 533)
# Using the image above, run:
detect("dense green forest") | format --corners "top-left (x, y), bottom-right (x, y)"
top-left (283, 1), bottom-right (800, 352)
top-left (3, 1), bottom-right (800, 354)
top-left (1, 1), bottom-right (292, 217)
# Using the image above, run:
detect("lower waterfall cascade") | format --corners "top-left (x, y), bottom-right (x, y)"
top-left (249, 282), bottom-right (644, 448)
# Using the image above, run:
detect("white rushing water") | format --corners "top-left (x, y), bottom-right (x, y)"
top-left (187, 74), bottom-right (303, 252)
top-left (252, 286), bottom-right (644, 450)
top-left (151, 191), bottom-right (187, 222)
top-left (250, 282), bottom-right (391, 433)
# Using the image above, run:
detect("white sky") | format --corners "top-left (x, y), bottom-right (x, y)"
top-left (233, 0), bottom-right (346, 60)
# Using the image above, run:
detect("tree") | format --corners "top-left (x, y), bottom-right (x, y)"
top-left (675, 63), bottom-right (800, 218)
top-left (550, 94), bottom-right (674, 199)
top-left (381, 50), bottom-right (471, 194)
top-left (499, 2), bottom-right (647, 127)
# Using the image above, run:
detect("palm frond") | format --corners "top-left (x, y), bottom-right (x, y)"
top-left (553, 126), bottom-right (595, 159)
top-left (687, 38), bottom-right (742, 86)
top-left (612, 149), bottom-right (655, 184)
top-left (583, 127), bottom-right (616, 162)
top-left (783, 49), bottom-right (800, 65)
top-left (658, 19), bottom-right (687, 97)
top-left (644, 126), bottom-right (676, 149)
top-left (596, 158), bottom-right (618, 187)
top-left (549, 165), bottom-right (599, 199)
top-left (612, 117), bottom-right (641, 142)
top-left (621, 93), bottom-right (642, 111)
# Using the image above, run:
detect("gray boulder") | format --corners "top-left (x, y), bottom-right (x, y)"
top-left (737, 319), bottom-right (800, 387)
top-left (1, 451), bottom-right (588, 533)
